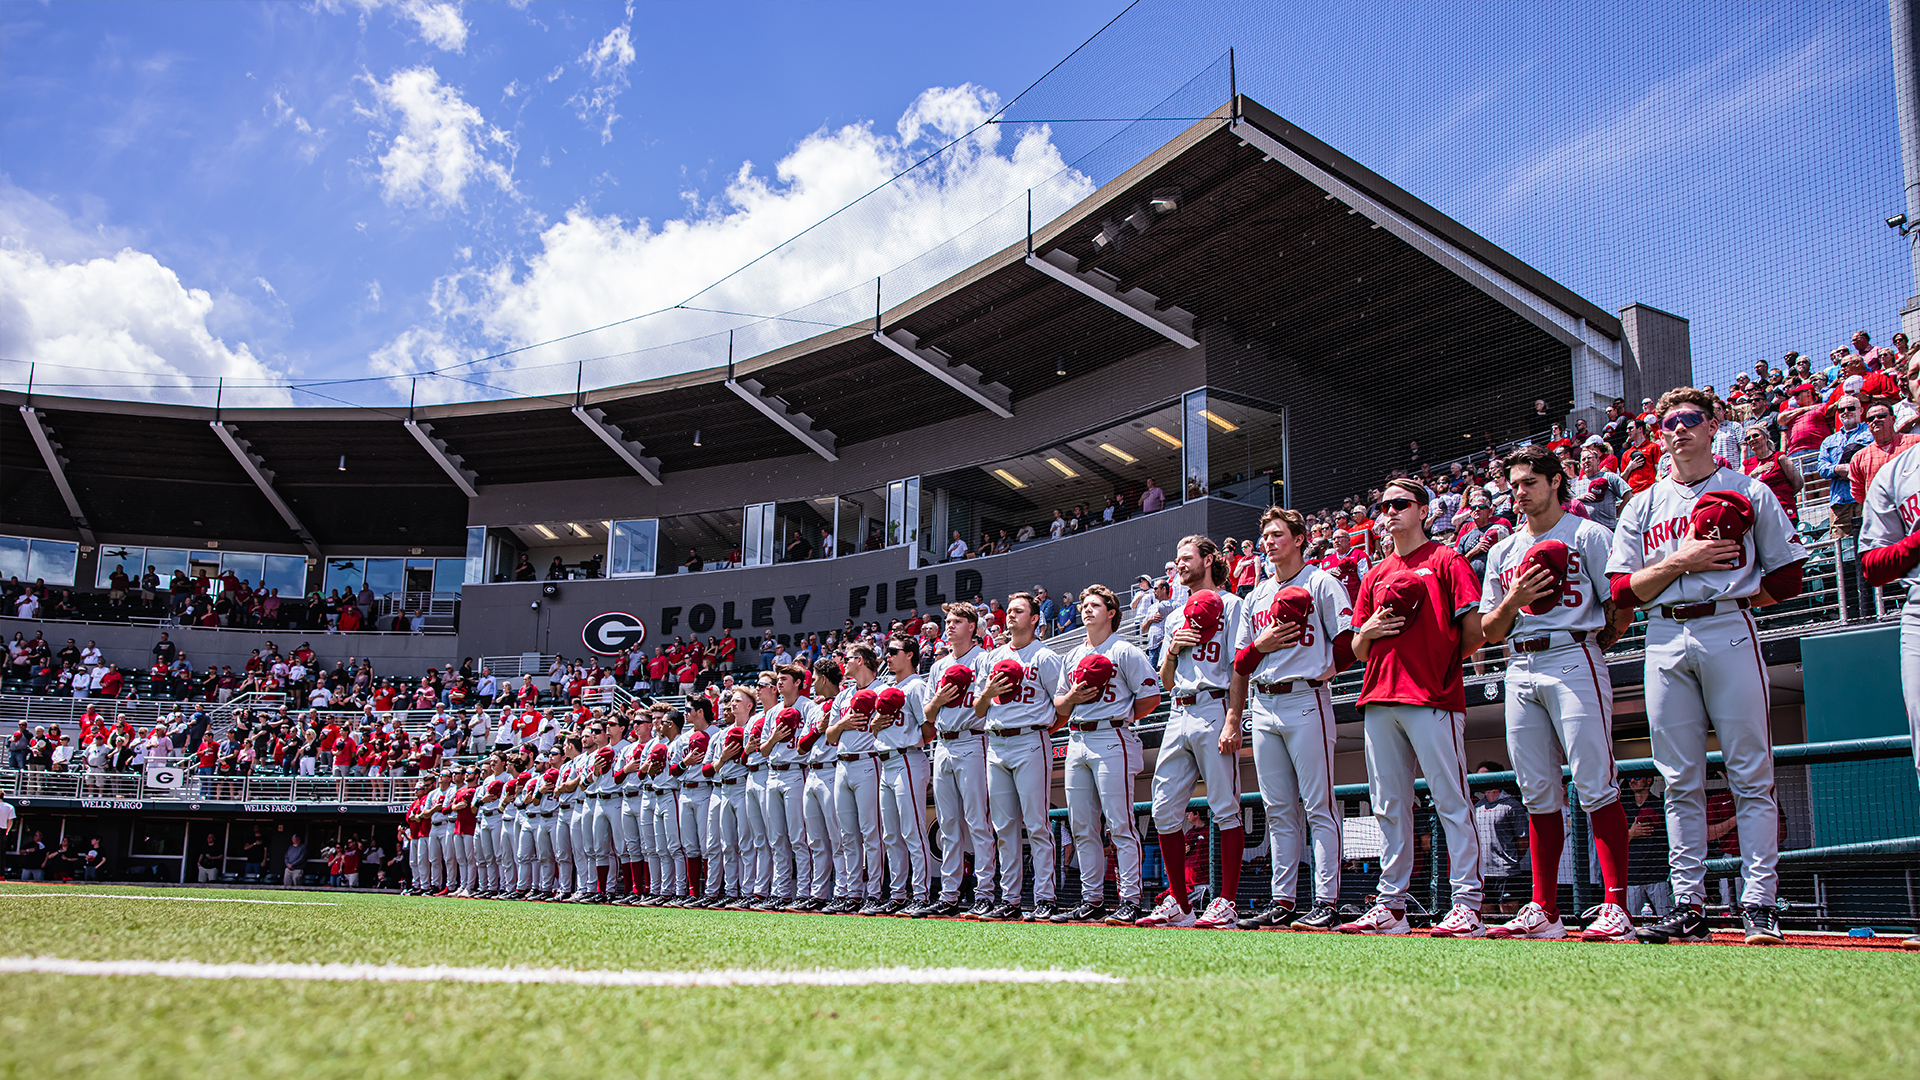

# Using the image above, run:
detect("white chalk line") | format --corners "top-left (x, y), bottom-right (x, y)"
top-left (0, 956), bottom-right (1124, 987)
top-left (0, 893), bottom-right (339, 906)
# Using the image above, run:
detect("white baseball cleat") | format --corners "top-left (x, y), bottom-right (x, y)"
top-left (1485, 902), bottom-right (1567, 940)
top-left (1192, 897), bottom-right (1239, 929)
top-left (1335, 903), bottom-right (1410, 935)
top-left (1135, 895), bottom-right (1197, 928)
top-left (1428, 903), bottom-right (1488, 938)
top-left (1579, 903), bottom-right (1636, 942)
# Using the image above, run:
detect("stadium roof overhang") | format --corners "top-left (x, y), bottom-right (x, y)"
top-left (1, 94), bottom-right (1615, 552)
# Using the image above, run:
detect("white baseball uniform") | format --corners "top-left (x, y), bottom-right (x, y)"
top-left (703, 723), bottom-right (748, 899)
top-left (519, 785), bottom-right (559, 893)
top-left (1238, 566), bottom-right (1349, 908)
top-left (876, 674), bottom-right (933, 905)
top-left (1152, 589), bottom-right (1245, 834)
top-left (475, 780), bottom-right (504, 892)
top-left (981, 638), bottom-right (1065, 906)
top-left (930, 645), bottom-right (995, 906)
top-left (677, 727), bottom-right (713, 895)
top-left (1859, 448), bottom-right (1920, 794)
top-left (1059, 634), bottom-right (1158, 906)
top-left (1606, 466), bottom-right (1808, 906)
top-left (1481, 514), bottom-right (1620, 815)
top-left (832, 682), bottom-right (885, 901)
top-left (651, 732), bottom-right (685, 898)
top-left (801, 693), bottom-right (845, 901)
top-left (743, 714), bottom-right (772, 897)
top-left (764, 698), bottom-right (819, 900)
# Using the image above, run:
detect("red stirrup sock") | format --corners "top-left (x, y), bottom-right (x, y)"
top-left (1158, 833), bottom-right (1190, 911)
top-left (1588, 801), bottom-right (1631, 907)
top-left (1218, 827), bottom-right (1245, 904)
top-left (1529, 812), bottom-right (1564, 918)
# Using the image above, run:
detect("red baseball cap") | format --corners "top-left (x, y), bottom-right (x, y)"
top-left (687, 730), bottom-right (710, 755)
top-left (1271, 586), bottom-right (1314, 632)
top-left (1377, 570), bottom-right (1426, 619)
top-left (1070, 653), bottom-right (1117, 694)
top-left (849, 688), bottom-right (879, 716)
top-left (594, 745), bottom-right (616, 764)
top-left (541, 768), bottom-right (559, 784)
top-left (1691, 490), bottom-right (1754, 544)
top-left (1517, 540), bottom-right (1572, 616)
top-left (990, 658), bottom-right (1028, 704)
top-left (647, 743), bottom-right (669, 765)
top-left (875, 687), bottom-right (907, 717)
top-left (939, 663), bottom-right (974, 697)
top-left (775, 706), bottom-right (804, 729)
top-left (1182, 591), bottom-right (1224, 648)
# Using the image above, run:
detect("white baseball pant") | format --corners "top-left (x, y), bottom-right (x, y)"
top-left (932, 735), bottom-right (995, 905)
top-left (651, 790), bottom-right (685, 896)
top-left (987, 729), bottom-right (1055, 906)
top-left (1644, 609), bottom-right (1778, 906)
top-left (585, 800), bottom-right (614, 889)
top-left (1063, 726), bottom-right (1144, 906)
top-left (1363, 703), bottom-right (1482, 909)
top-left (880, 749), bottom-right (932, 904)
top-left (475, 819), bottom-right (501, 891)
top-left (452, 832), bottom-right (475, 891)
top-left (1904, 604), bottom-right (1920, 795)
top-left (1505, 640), bottom-right (1618, 813)
top-left (679, 787), bottom-right (711, 894)
top-left (706, 782), bottom-right (746, 898)
top-left (833, 757), bottom-right (884, 900)
top-left (620, 792), bottom-right (646, 866)
top-left (1249, 685), bottom-right (1340, 907)
top-left (551, 804), bottom-right (576, 894)
top-left (1150, 696), bottom-right (1244, 832)
top-left (801, 766), bottom-right (842, 900)
top-left (764, 767), bottom-right (808, 899)
top-left (744, 771), bottom-right (772, 896)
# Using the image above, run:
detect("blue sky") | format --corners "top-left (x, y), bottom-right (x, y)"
top-left (0, 1), bottom-right (1907, 408)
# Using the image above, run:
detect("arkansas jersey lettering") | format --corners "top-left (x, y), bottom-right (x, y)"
top-left (1901, 491), bottom-right (1920, 529)
top-left (1643, 517), bottom-right (1692, 557)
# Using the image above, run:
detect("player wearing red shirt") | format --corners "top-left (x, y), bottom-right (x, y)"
top-left (1338, 478), bottom-right (1489, 938)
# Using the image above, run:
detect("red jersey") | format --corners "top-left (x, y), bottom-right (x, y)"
top-left (197, 739), bottom-right (218, 768)
top-left (332, 737), bottom-right (357, 767)
top-left (1351, 540), bottom-right (1481, 713)
top-left (407, 795), bottom-right (431, 838)
top-left (453, 787), bottom-right (477, 835)
top-left (648, 655), bottom-right (671, 681)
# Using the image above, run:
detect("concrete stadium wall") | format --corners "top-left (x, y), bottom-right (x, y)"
top-left (0, 617), bottom-right (461, 678)
top-left (455, 499), bottom-right (1268, 660)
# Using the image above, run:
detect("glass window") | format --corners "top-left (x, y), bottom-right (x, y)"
top-left (1201, 390), bottom-right (1286, 507)
top-left (96, 546), bottom-right (144, 589)
top-left (129, 819), bottom-right (187, 857)
top-left (364, 558), bottom-right (404, 598)
top-left (464, 526), bottom-right (486, 585)
top-left (432, 558), bottom-right (465, 595)
top-left (147, 548), bottom-right (190, 584)
top-left (0, 536), bottom-right (28, 581)
top-left (742, 503), bottom-right (771, 567)
top-left (28, 540), bottom-right (79, 586)
top-left (323, 558), bottom-right (363, 596)
top-left (263, 555), bottom-right (307, 597)
top-left (1182, 390), bottom-right (1211, 501)
top-left (220, 552), bottom-right (265, 590)
top-left (608, 519), bottom-right (658, 578)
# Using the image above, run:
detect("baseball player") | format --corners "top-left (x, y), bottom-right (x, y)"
top-left (1478, 445), bottom-right (1637, 941)
top-left (971, 592), bottom-right (1065, 921)
top-left (1859, 401), bottom-right (1920, 952)
top-left (1608, 387), bottom-right (1807, 946)
top-left (761, 666), bottom-right (819, 909)
top-left (642, 712), bottom-right (684, 903)
top-left (1139, 537), bottom-right (1246, 929)
top-left (922, 602), bottom-right (996, 918)
top-left (876, 637), bottom-right (934, 915)
top-left (1338, 478), bottom-right (1489, 937)
top-left (403, 778), bottom-right (432, 894)
top-left (696, 689), bottom-right (752, 907)
top-left (1229, 508), bottom-right (1352, 931)
top-left (583, 734), bottom-right (619, 902)
top-left (673, 698), bottom-right (716, 906)
top-left (494, 769), bottom-right (522, 897)
top-left (552, 737), bottom-right (583, 899)
top-left (796, 658), bottom-right (847, 911)
top-left (474, 760), bottom-right (507, 897)
top-left (612, 716), bottom-right (650, 903)
top-left (1054, 584), bottom-right (1161, 924)
top-left (425, 770), bottom-right (455, 895)
top-left (741, 679), bottom-right (777, 907)
top-left (527, 767), bottom-right (563, 899)
top-left (823, 644), bottom-right (886, 914)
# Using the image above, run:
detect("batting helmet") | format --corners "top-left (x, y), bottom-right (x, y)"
top-left (1070, 653), bottom-right (1117, 695)
top-left (990, 658), bottom-right (1028, 704)
top-left (1517, 540), bottom-right (1572, 616)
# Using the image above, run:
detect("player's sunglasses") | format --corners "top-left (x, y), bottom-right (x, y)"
top-left (1377, 497), bottom-right (1419, 512)
top-left (886, 646), bottom-right (913, 655)
top-left (1659, 411), bottom-right (1708, 431)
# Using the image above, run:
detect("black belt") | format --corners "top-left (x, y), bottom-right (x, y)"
top-left (682, 781), bottom-right (710, 789)
top-left (874, 748), bottom-right (923, 762)
top-left (720, 778), bottom-right (741, 786)
top-left (1510, 630), bottom-right (1588, 653)
top-left (988, 724), bottom-right (1048, 737)
top-left (1253, 679), bottom-right (1328, 696)
top-left (526, 811), bottom-right (553, 819)
top-left (1069, 719), bottom-right (1125, 732)
top-left (1173, 689), bottom-right (1226, 706)
top-left (1658, 598), bottom-right (1750, 621)
top-left (837, 752), bottom-right (875, 762)
top-left (593, 792), bottom-right (617, 800)
top-left (745, 763), bottom-right (765, 772)
top-left (769, 763), bottom-right (797, 771)
top-left (938, 730), bottom-right (982, 741)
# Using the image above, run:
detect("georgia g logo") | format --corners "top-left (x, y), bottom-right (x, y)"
top-left (582, 611), bottom-right (647, 655)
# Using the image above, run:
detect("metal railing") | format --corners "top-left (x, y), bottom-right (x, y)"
top-left (0, 765), bottom-right (416, 805)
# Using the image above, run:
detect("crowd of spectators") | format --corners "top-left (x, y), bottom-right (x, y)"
top-left (943, 480), bottom-right (1169, 562)
top-left (2, 567), bottom-right (448, 634)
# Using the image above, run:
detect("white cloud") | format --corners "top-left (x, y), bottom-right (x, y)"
top-left (0, 183), bottom-right (289, 405)
top-left (373, 85), bottom-right (1094, 394)
top-left (320, 0), bottom-right (468, 53)
top-left (568, 10), bottom-right (636, 144)
top-left (355, 66), bottom-right (515, 209)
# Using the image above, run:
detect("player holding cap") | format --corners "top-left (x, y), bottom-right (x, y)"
top-left (797, 657), bottom-right (847, 911)
top-left (740, 678), bottom-right (777, 907)
top-left (922, 602), bottom-right (996, 918)
top-left (1229, 508), bottom-right (1352, 931)
top-left (696, 689), bottom-right (753, 907)
top-left (1140, 537), bottom-right (1246, 929)
top-left (971, 592), bottom-right (1065, 920)
top-left (613, 715), bottom-right (649, 903)
top-left (642, 711), bottom-right (685, 904)
top-left (824, 644), bottom-right (887, 914)
top-left (1859, 379), bottom-right (1920, 951)
top-left (876, 637), bottom-right (934, 915)
top-left (450, 767), bottom-right (479, 897)
top-left (1609, 387), bottom-right (1807, 945)
top-left (1338, 478), bottom-right (1489, 937)
top-left (1054, 584), bottom-right (1160, 924)
top-left (672, 698), bottom-right (716, 905)
top-left (425, 770), bottom-right (455, 896)
top-left (552, 737), bottom-right (584, 899)
top-left (474, 758), bottom-right (507, 897)
top-left (403, 777), bottom-right (432, 895)
top-left (1478, 445), bottom-right (1636, 941)
top-left (762, 666), bottom-right (820, 909)
top-left (516, 766), bottom-right (561, 899)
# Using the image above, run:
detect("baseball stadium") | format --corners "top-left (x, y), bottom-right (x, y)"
top-left (1, 3), bottom-right (1918, 1078)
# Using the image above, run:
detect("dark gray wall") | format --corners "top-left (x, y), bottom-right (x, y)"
top-left (454, 499), bottom-right (1267, 660)
top-left (466, 340), bottom-right (1203, 526)
top-left (1619, 303), bottom-right (1693, 408)
top-left (0, 616), bottom-right (459, 678)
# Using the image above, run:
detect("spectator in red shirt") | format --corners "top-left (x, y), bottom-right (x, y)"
top-left (1619, 420), bottom-right (1661, 492)
top-left (676, 662), bottom-right (698, 696)
top-left (332, 732), bottom-right (358, 777)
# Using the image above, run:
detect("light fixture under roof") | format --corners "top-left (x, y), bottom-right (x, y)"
top-left (532, 524), bottom-right (558, 540)
top-left (336, 455), bottom-right (347, 472)
top-left (1199, 409), bottom-right (1239, 432)
top-left (601, 521), bottom-right (613, 530)
top-left (693, 429), bottom-right (702, 447)
top-left (1097, 443), bottom-right (1137, 464)
top-left (1045, 457), bottom-right (1078, 479)
top-left (567, 522), bottom-right (593, 538)
top-left (991, 468), bottom-right (1026, 489)
top-left (1145, 426), bottom-right (1183, 448)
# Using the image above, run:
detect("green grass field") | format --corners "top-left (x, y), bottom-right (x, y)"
top-left (0, 885), bottom-right (1914, 1080)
